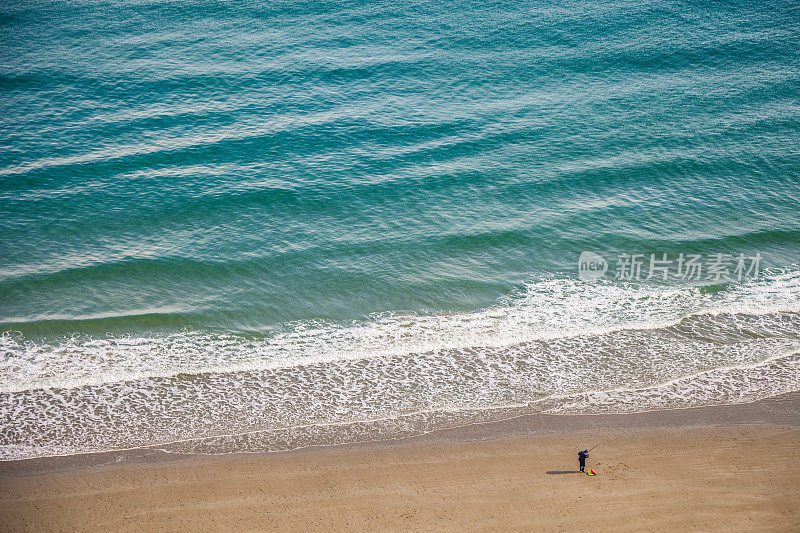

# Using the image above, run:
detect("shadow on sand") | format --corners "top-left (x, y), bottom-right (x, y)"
top-left (546, 470), bottom-right (582, 475)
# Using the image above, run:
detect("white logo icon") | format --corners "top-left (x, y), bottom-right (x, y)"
top-left (578, 251), bottom-right (607, 281)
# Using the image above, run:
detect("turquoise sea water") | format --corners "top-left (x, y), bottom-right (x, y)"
top-left (1, 0), bottom-right (799, 459)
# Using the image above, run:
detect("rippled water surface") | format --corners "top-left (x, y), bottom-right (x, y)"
top-left (1, 0), bottom-right (799, 459)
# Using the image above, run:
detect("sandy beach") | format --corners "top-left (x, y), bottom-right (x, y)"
top-left (1, 394), bottom-right (798, 532)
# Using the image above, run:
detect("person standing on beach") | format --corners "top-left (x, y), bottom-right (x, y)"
top-left (578, 449), bottom-right (589, 472)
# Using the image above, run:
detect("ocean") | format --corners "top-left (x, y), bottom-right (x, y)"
top-left (1, 0), bottom-right (799, 460)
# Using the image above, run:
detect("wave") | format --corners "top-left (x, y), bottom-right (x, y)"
top-left (5, 269), bottom-right (800, 390)
top-left (137, 349), bottom-right (800, 457)
top-left (2, 337), bottom-right (798, 461)
top-left (2, 268), bottom-right (798, 394)
top-left (1, 269), bottom-right (799, 460)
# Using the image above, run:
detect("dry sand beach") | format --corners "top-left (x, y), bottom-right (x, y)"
top-left (1, 393), bottom-right (798, 532)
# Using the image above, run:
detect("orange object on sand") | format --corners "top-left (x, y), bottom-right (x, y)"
top-left (588, 469), bottom-right (596, 476)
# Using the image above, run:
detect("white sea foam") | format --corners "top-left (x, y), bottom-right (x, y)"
top-left (2, 268), bottom-right (798, 394)
top-left (1, 269), bottom-right (799, 460)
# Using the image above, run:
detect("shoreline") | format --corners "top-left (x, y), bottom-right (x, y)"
top-left (1, 393), bottom-right (798, 531)
top-left (2, 390), bottom-right (799, 478)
